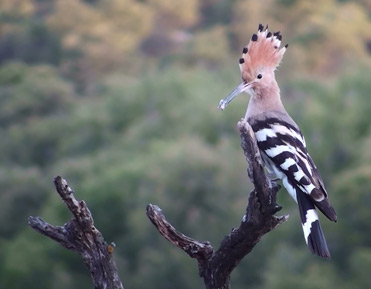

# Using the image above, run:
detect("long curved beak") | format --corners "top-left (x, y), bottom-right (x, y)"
top-left (218, 82), bottom-right (252, 111)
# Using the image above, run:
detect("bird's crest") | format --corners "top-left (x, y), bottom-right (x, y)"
top-left (239, 24), bottom-right (287, 78)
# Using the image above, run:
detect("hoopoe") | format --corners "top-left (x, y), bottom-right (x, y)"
top-left (218, 24), bottom-right (337, 258)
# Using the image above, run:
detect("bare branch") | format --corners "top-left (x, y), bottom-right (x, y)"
top-left (28, 176), bottom-right (124, 289)
top-left (146, 204), bottom-right (213, 276)
top-left (147, 119), bottom-right (288, 289)
top-left (28, 119), bottom-right (287, 289)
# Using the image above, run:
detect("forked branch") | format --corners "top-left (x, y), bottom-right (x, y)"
top-left (147, 119), bottom-right (288, 289)
top-left (28, 176), bottom-right (124, 289)
top-left (28, 120), bottom-right (287, 289)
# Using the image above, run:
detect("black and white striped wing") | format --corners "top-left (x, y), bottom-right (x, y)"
top-left (250, 117), bottom-right (320, 199)
top-left (249, 117), bottom-right (336, 220)
top-left (249, 117), bottom-right (336, 258)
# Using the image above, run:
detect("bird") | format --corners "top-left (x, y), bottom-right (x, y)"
top-left (218, 24), bottom-right (337, 258)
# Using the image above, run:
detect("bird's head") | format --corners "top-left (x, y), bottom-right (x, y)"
top-left (218, 24), bottom-right (287, 110)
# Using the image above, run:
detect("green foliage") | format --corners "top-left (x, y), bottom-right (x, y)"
top-left (0, 62), bottom-right (74, 127)
top-left (1, 62), bottom-right (370, 289)
top-left (0, 20), bottom-right (63, 65)
top-left (0, 167), bottom-right (48, 238)
top-left (348, 248), bottom-right (371, 288)
top-left (263, 245), bottom-right (340, 289)
top-left (0, 1), bottom-right (370, 289)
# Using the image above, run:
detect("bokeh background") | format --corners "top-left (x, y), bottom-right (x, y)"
top-left (0, 0), bottom-right (370, 288)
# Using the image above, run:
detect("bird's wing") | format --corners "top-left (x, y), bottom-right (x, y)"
top-left (250, 117), bottom-right (323, 196)
top-left (249, 115), bottom-right (337, 222)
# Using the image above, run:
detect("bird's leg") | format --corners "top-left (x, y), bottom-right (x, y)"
top-left (265, 173), bottom-right (282, 213)
top-left (266, 172), bottom-right (280, 182)
top-left (267, 173), bottom-right (281, 191)
top-left (271, 183), bottom-right (282, 213)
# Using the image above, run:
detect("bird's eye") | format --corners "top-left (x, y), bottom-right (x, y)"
top-left (257, 74), bottom-right (263, 79)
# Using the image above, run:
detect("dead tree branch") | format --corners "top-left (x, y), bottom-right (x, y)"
top-left (28, 176), bottom-right (124, 289)
top-left (147, 119), bottom-right (288, 289)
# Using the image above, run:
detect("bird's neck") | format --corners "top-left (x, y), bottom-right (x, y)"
top-left (245, 80), bottom-right (285, 120)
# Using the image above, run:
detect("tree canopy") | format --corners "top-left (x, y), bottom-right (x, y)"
top-left (0, 1), bottom-right (370, 288)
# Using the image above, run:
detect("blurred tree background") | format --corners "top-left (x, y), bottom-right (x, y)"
top-left (0, 0), bottom-right (370, 288)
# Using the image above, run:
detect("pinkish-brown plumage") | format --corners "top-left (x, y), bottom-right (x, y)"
top-left (239, 27), bottom-right (287, 84)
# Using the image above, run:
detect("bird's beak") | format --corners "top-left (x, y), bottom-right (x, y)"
top-left (218, 81), bottom-right (252, 111)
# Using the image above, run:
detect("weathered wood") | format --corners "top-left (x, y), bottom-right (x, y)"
top-left (28, 120), bottom-right (287, 289)
top-left (28, 176), bottom-right (124, 289)
top-left (146, 204), bottom-right (213, 277)
top-left (147, 119), bottom-right (288, 289)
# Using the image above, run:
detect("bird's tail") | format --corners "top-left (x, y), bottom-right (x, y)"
top-left (297, 192), bottom-right (331, 258)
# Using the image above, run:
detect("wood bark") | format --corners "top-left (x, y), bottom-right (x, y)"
top-left (147, 119), bottom-right (288, 289)
top-left (28, 119), bottom-right (287, 289)
top-left (28, 176), bottom-right (124, 289)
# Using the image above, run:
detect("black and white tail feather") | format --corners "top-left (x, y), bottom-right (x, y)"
top-left (297, 192), bottom-right (330, 258)
top-left (249, 114), bottom-right (337, 258)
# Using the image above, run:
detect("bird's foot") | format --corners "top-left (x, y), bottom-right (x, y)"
top-left (273, 204), bottom-right (283, 213)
